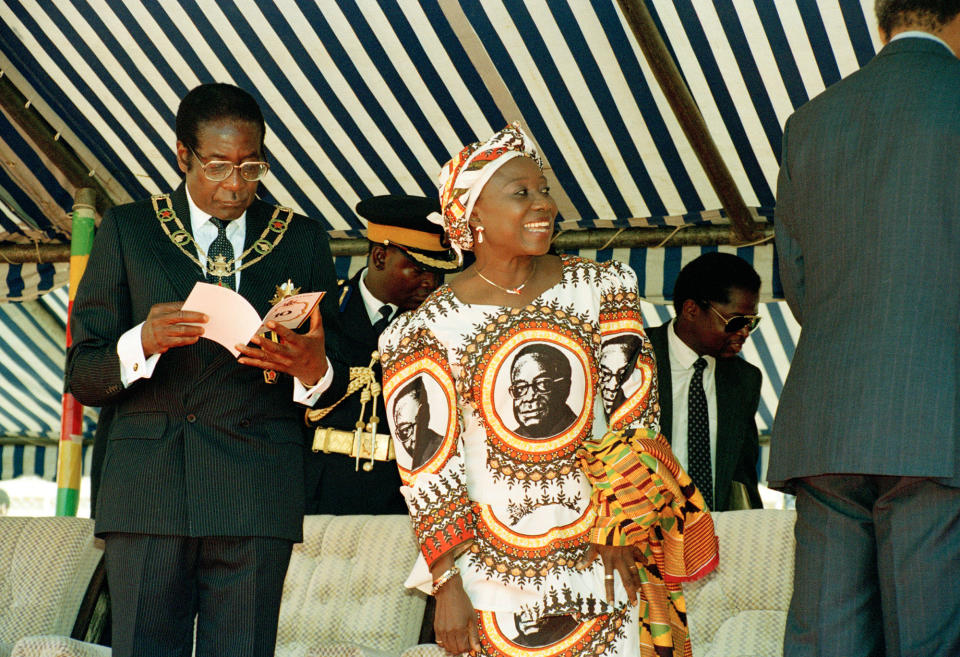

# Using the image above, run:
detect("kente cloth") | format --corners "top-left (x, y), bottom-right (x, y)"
top-left (579, 427), bottom-right (720, 657)
top-left (379, 256), bottom-right (661, 656)
top-left (432, 122), bottom-right (542, 261)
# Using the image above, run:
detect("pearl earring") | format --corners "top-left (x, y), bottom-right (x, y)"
top-left (476, 225), bottom-right (484, 244)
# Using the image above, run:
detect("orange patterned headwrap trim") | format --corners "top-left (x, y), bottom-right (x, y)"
top-left (430, 122), bottom-right (542, 262)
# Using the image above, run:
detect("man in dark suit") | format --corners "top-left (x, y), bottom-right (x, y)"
top-left (66, 83), bottom-right (339, 657)
top-left (646, 252), bottom-right (762, 512)
top-left (304, 194), bottom-right (456, 515)
top-left (771, 3), bottom-right (960, 655)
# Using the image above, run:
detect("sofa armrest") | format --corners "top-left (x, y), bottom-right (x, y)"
top-left (11, 635), bottom-right (112, 657)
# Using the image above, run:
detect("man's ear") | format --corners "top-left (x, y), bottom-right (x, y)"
top-left (680, 298), bottom-right (701, 322)
top-left (176, 141), bottom-right (190, 174)
top-left (370, 244), bottom-right (388, 270)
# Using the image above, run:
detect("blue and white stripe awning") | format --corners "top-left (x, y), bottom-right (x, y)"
top-left (0, 1), bottom-right (879, 231)
top-left (0, 1), bottom-right (873, 477)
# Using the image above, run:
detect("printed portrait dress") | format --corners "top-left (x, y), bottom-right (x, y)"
top-left (380, 256), bottom-right (708, 657)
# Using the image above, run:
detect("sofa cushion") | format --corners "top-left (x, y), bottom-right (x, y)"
top-left (0, 517), bottom-right (102, 657)
top-left (276, 515), bottom-right (425, 657)
top-left (684, 509), bottom-right (796, 657)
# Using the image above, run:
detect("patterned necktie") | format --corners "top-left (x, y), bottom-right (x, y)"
top-left (206, 217), bottom-right (236, 290)
top-left (688, 357), bottom-right (713, 510)
top-left (371, 305), bottom-right (393, 334)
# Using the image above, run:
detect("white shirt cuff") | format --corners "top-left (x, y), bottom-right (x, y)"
top-left (293, 357), bottom-right (334, 405)
top-left (117, 322), bottom-right (160, 387)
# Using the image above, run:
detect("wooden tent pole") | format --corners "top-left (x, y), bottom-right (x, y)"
top-left (0, 224), bottom-right (773, 264)
top-left (615, 0), bottom-right (760, 242)
top-left (0, 73), bottom-right (114, 217)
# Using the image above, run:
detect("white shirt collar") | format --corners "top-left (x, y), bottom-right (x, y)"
top-left (890, 31), bottom-right (955, 56)
top-left (358, 268), bottom-right (397, 325)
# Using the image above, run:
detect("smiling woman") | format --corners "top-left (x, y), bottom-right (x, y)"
top-left (377, 123), bottom-right (716, 657)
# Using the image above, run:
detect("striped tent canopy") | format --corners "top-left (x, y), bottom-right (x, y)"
top-left (0, 0), bottom-right (876, 477)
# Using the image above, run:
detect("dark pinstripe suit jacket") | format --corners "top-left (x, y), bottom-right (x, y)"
top-left (647, 322), bottom-right (763, 511)
top-left (771, 37), bottom-right (960, 488)
top-left (67, 184), bottom-right (339, 542)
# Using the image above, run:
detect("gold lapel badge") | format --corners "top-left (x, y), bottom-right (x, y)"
top-left (263, 279), bottom-right (302, 384)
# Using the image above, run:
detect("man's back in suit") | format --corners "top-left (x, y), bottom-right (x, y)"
top-left (772, 6), bottom-right (960, 655)
top-left (772, 35), bottom-right (960, 484)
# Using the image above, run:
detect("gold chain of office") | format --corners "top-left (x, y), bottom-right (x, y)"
top-left (151, 194), bottom-right (292, 282)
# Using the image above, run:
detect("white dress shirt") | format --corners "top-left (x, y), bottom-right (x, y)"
top-left (666, 319), bottom-right (718, 497)
top-left (357, 267), bottom-right (398, 325)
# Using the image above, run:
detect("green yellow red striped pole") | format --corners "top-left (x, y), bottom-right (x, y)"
top-left (56, 188), bottom-right (97, 516)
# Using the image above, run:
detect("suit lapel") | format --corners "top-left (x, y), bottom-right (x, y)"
top-left (713, 359), bottom-right (741, 506)
top-left (648, 323), bottom-right (673, 443)
top-left (340, 271), bottom-right (376, 347)
top-left (147, 185), bottom-right (207, 299)
top-left (237, 200), bottom-right (283, 316)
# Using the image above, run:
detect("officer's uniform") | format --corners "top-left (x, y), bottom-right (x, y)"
top-left (304, 195), bottom-right (457, 515)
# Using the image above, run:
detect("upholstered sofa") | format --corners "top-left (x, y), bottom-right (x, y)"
top-left (0, 517), bottom-right (104, 657)
top-left (10, 510), bottom-right (796, 657)
top-left (12, 514), bottom-right (429, 657)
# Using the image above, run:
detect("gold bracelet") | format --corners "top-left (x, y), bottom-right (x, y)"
top-left (430, 565), bottom-right (460, 596)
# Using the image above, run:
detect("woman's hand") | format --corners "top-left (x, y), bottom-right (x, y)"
top-left (579, 543), bottom-right (644, 605)
top-left (433, 576), bottom-right (480, 655)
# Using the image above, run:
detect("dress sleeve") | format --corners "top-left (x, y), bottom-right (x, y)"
top-left (596, 260), bottom-right (660, 433)
top-left (379, 313), bottom-right (476, 567)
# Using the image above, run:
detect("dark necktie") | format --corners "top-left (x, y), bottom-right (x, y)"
top-left (206, 217), bottom-right (236, 290)
top-left (688, 357), bottom-right (713, 510)
top-left (371, 305), bottom-right (393, 334)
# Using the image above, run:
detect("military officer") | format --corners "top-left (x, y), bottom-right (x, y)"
top-left (304, 194), bottom-right (457, 514)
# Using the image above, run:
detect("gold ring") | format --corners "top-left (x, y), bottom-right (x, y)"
top-left (604, 574), bottom-right (614, 580)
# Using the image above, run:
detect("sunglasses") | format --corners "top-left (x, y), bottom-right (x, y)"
top-left (707, 303), bottom-right (761, 333)
top-left (190, 146), bottom-right (269, 182)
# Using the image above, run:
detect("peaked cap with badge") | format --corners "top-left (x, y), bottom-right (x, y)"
top-left (357, 194), bottom-right (458, 272)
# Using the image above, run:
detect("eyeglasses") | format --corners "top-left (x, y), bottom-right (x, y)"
top-left (189, 146), bottom-right (269, 182)
top-left (707, 304), bottom-right (761, 333)
top-left (508, 376), bottom-right (564, 398)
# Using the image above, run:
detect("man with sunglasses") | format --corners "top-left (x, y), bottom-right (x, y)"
top-left (646, 252), bottom-right (763, 512)
top-left (67, 83), bottom-right (340, 657)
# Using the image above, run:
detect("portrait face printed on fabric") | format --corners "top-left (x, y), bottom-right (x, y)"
top-left (505, 343), bottom-right (579, 439)
top-left (599, 334), bottom-right (641, 415)
top-left (177, 119), bottom-right (263, 221)
top-left (390, 375), bottom-right (445, 470)
top-left (500, 610), bottom-right (579, 649)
